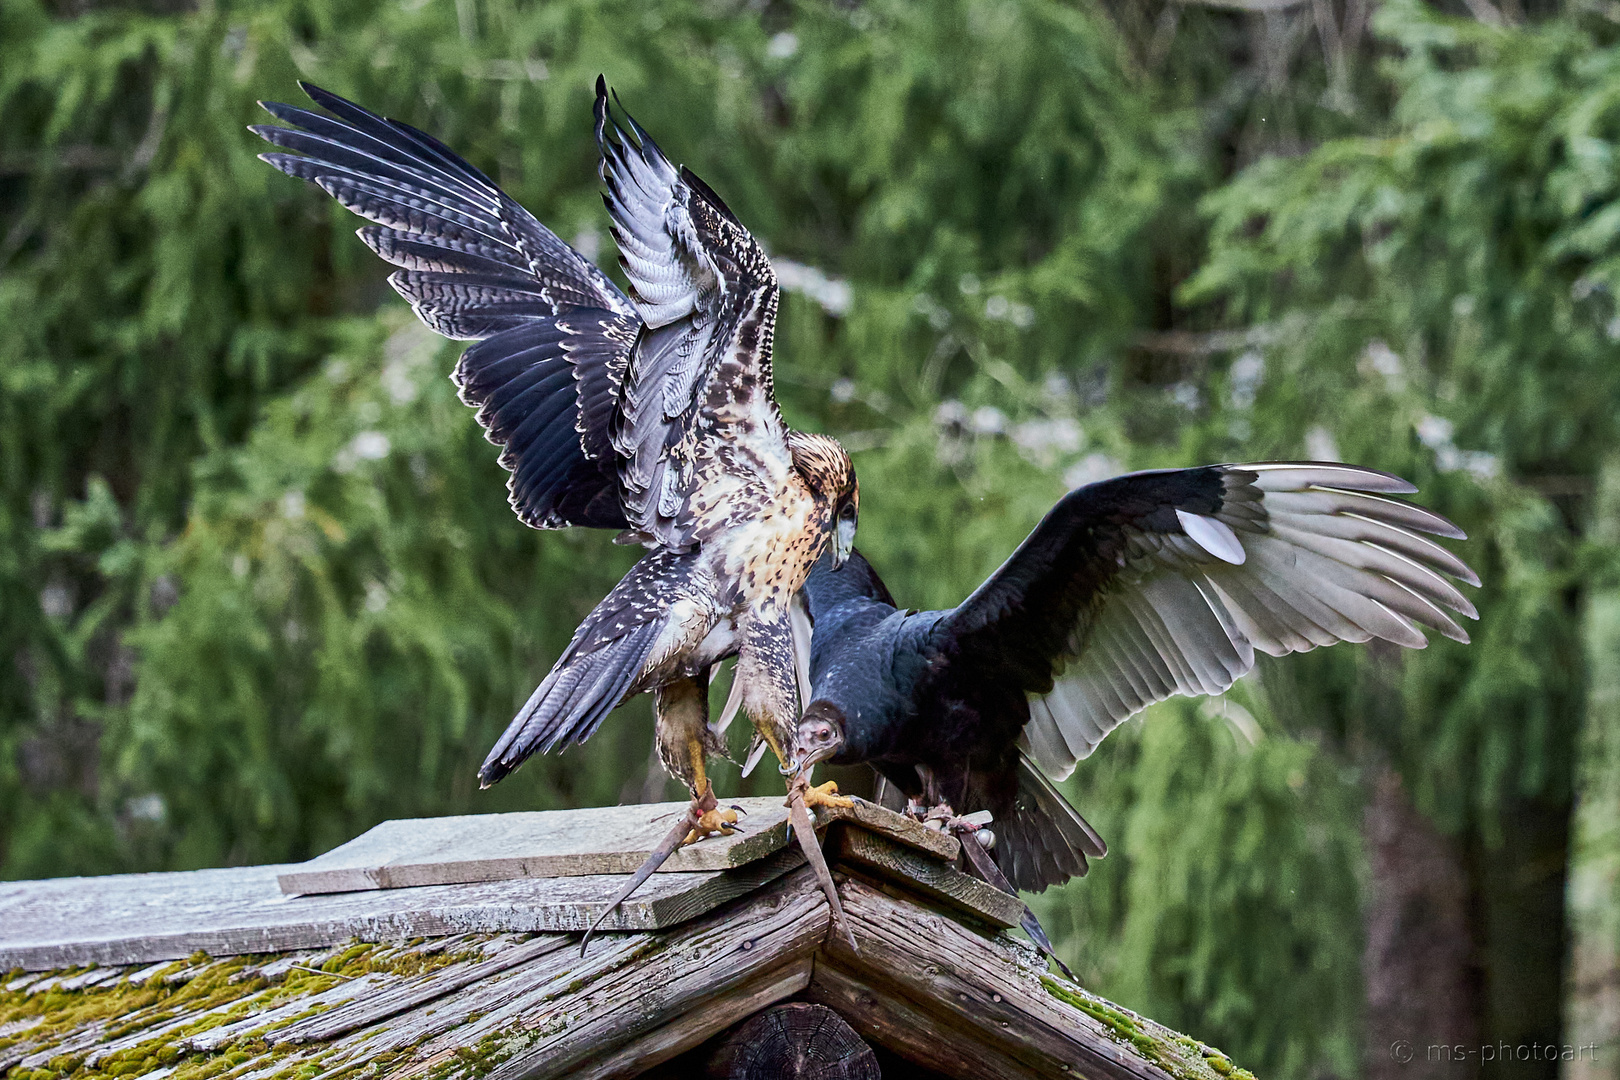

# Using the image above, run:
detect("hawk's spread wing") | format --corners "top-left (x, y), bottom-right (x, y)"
top-left (945, 463), bottom-right (1479, 779)
top-left (255, 83), bottom-right (633, 332)
top-left (594, 79), bottom-right (790, 549)
top-left (253, 84), bottom-right (636, 531)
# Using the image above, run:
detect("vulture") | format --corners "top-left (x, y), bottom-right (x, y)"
top-left (254, 82), bottom-right (860, 931)
top-left (796, 462), bottom-right (1479, 894)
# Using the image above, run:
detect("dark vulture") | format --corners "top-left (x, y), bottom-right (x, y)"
top-left (796, 462), bottom-right (1478, 894)
top-left (254, 83), bottom-right (860, 898)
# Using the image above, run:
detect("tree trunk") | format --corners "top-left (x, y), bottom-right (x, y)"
top-left (1364, 767), bottom-right (1480, 1080)
top-left (1566, 458), bottom-right (1620, 1080)
top-left (706, 1002), bottom-right (880, 1080)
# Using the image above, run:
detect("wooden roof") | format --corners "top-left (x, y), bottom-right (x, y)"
top-left (0, 799), bottom-right (1253, 1080)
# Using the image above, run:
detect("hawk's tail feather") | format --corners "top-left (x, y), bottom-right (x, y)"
top-left (992, 754), bottom-right (1107, 894)
top-left (478, 621), bottom-right (661, 787)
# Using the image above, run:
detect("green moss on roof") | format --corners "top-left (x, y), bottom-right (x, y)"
top-left (1041, 976), bottom-right (1256, 1080)
top-left (0, 937), bottom-right (496, 1080)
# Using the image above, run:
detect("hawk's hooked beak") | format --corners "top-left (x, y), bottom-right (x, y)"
top-left (833, 512), bottom-right (856, 569)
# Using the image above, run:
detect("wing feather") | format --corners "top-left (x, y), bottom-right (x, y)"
top-left (256, 84), bottom-right (641, 533)
top-left (254, 90), bottom-right (630, 322)
top-left (593, 78), bottom-right (790, 548)
top-left (451, 313), bottom-right (635, 531)
top-left (955, 462), bottom-right (1477, 780)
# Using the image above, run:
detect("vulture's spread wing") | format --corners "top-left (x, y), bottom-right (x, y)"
top-left (947, 463), bottom-right (1479, 780)
top-left (253, 83), bottom-right (635, 531)
top-left (594, 79), bottom-right (790, 549)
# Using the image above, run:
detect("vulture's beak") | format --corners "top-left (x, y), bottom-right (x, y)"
top-left (792, 710), bottom-right (843, 774)
top-left (793, 741), bottom-right (838, 774)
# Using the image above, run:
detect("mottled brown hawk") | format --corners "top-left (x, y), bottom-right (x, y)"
top-left (254, 82), bottom-right (859, 884)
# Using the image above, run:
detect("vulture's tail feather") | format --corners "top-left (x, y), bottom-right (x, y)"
top-left (992, 754), bottom-right (1107, 894)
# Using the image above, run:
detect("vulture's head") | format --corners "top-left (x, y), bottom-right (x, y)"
top-left (793, 699), bottom-right (848, 771)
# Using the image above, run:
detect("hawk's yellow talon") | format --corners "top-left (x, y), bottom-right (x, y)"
top-left (682, 806), bottom-right (740, 845)
top-left (801, 780), bottom-right (854, 811)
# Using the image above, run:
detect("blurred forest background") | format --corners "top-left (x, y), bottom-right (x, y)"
top-left (6, 0), bottom-right (1620, 1076)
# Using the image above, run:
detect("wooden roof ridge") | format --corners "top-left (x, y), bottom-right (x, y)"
top-left (0, 801), bottom-right (1255, 1080)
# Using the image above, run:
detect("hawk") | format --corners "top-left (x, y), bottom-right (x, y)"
top-left (254, 82), bottom-right (859, 915)
top-left (795, 462), bottom-right (1478, 895)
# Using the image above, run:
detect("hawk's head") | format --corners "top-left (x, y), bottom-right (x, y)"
top-left (786, 431), bottom-right (859, 568)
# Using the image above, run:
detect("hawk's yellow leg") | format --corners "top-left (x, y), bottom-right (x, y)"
top-left (681, 741), bottom-right (739, 845)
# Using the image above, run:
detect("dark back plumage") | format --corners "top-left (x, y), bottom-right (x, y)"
top-left (802, 556), bottom-right (917, 760)
top-left (803, 549), bottom-right (1099, 891)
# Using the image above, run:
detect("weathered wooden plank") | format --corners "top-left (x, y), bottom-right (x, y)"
top-left (267, 934), bottom-right (570, 1045)
top-left (404, 867), bottom-right (833, 1080)
top-left (230, 947), bottom-right (340, 986)
top-left (44, 959), bottom-right (256, 1071)
top-left (198, 879), bottom-right (826, 1079)
top-left (827, 877), bottom-right (1128, 1079)
top-left (816, 798), bottom-right (961, 862)
top-left (819, 877), bottom-right (1228, 1080)
top-left (567, 958), bottom-right (814, 1080)
top-left (323, 924), bottom-right (662, 1065)
top-left (0, 848), bottom-right (801, 971)
top-left (175, 940), bottom-right (477, 1057)
top-left (51, 966), bottom-right (131, 991)
top-left (0, 850), bottom-right (1241, 1080)
top-left (0, 1020), bottom-right (48, 1073)
top-left (176, 972), bottom-right (396, 1054)
top-left (278, 798), bottom-right (794, 895)
top-left (828, 826), bottom-right (1024, 928)
top-left (274, 796), bottom-right (956, 898)
top-left (804, 963), bottom-right (1042, 1080)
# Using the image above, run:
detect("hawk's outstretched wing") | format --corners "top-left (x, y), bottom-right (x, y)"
top-left (253, 83), bottom-right (636, 531)
top-left (593, 78), bottom-right (791, 549)
top-left (255, 82), bottom-right (632, 332)
top-left (945, 463), bottom-right (1479, 779)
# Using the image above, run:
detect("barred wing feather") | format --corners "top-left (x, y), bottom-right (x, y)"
top-left (593, 78), bottom-right (789, 549)
top-left (253, 84), bottom-right (638, 532)
top-left (254, 82), bottom-right (633, 332)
